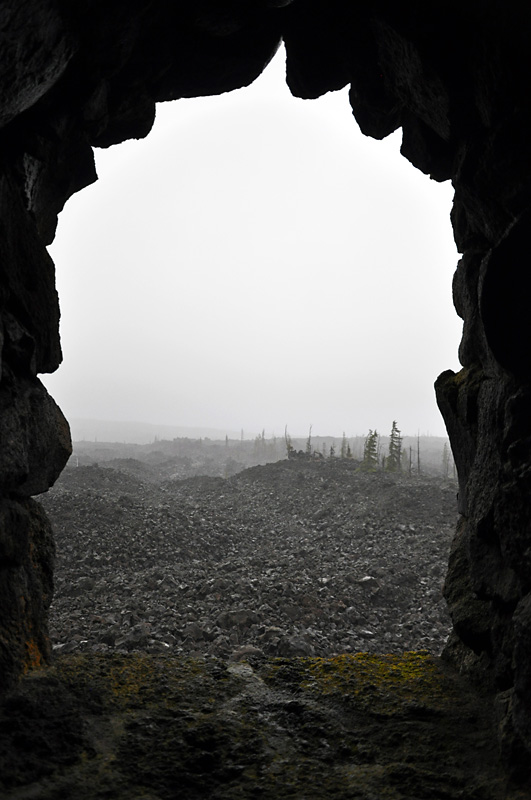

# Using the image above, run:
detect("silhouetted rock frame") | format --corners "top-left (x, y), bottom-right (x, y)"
top-left (1, 0), bottom-right (531, 781)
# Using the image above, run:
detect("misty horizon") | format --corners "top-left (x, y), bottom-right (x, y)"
top-left (67, 416), bottom-right (449, 446)
top-left (43, 46), bottom-right (461, 440)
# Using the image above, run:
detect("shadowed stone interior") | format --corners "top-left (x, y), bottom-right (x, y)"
top-left (1, 0), bottom-right (531, 781)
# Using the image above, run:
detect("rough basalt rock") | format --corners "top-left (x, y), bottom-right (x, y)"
top-left (2, 0), bottom-right (531, 781)
top-left (0, 497), bottom-right (55, 693)
top-left (0, 652), bottom-right (520, 799)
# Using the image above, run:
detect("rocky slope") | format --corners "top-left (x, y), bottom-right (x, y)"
top-left (40, 458), bottom-right (457, 662)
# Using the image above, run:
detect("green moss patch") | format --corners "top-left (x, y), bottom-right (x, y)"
top-left (262, 652), bottom-right (457, 716)
top-left (51, 652), bottom-right (253, 718)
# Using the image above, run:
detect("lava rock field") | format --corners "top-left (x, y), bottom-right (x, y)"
top-left (40, 458), bottom-right (457, 662)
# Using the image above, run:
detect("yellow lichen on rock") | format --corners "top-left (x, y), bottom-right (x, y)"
top-left (265, 652), bottom-right (457, 716)
top-left (53, 653), bottom-right (211, 711)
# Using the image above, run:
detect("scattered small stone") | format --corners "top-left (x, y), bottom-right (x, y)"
top-left (42, 459), bottom-right (456, 660)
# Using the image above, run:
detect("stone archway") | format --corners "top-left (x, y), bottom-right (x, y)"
top-left (1, 1), bottom-right (531, 778)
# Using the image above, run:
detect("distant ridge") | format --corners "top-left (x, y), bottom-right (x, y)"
top-left (68, 419), bottom-right (450, 447)
top-left (69, 418), bottom-right (241, 445)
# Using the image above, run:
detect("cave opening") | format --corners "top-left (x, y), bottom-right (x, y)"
top-left (40, 46), bottom-right (461, 663)
top-left (43, 46), bottom-right (460, 440)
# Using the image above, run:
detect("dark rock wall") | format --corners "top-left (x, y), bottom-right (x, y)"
top-left (1, 0), bottom-right (531, 777)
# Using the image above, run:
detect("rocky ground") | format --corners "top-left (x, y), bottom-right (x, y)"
top-left (41, 458), bottom-right (457, 662)
top-left (3, 459), bottom-right (529, 799)
top-left (3, 649), bottom-right (526, 800)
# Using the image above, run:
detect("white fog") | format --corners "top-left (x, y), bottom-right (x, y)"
top-left (43, 46), bottom-right (461, 440)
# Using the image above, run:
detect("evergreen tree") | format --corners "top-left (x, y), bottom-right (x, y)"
top-left (306, 425), bottom-right (313, 455)
top-left (362, 429), bottom-right (379, 470)
top-left (386, 420), bottom-right (402, 472)
top-left (284, 425), bottom-right (294, 458)
top-left (340, 432), bottom-right (347, 459)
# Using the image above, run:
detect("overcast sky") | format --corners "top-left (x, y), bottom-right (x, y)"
top-left (43, 46), bottom-right (461, 439)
